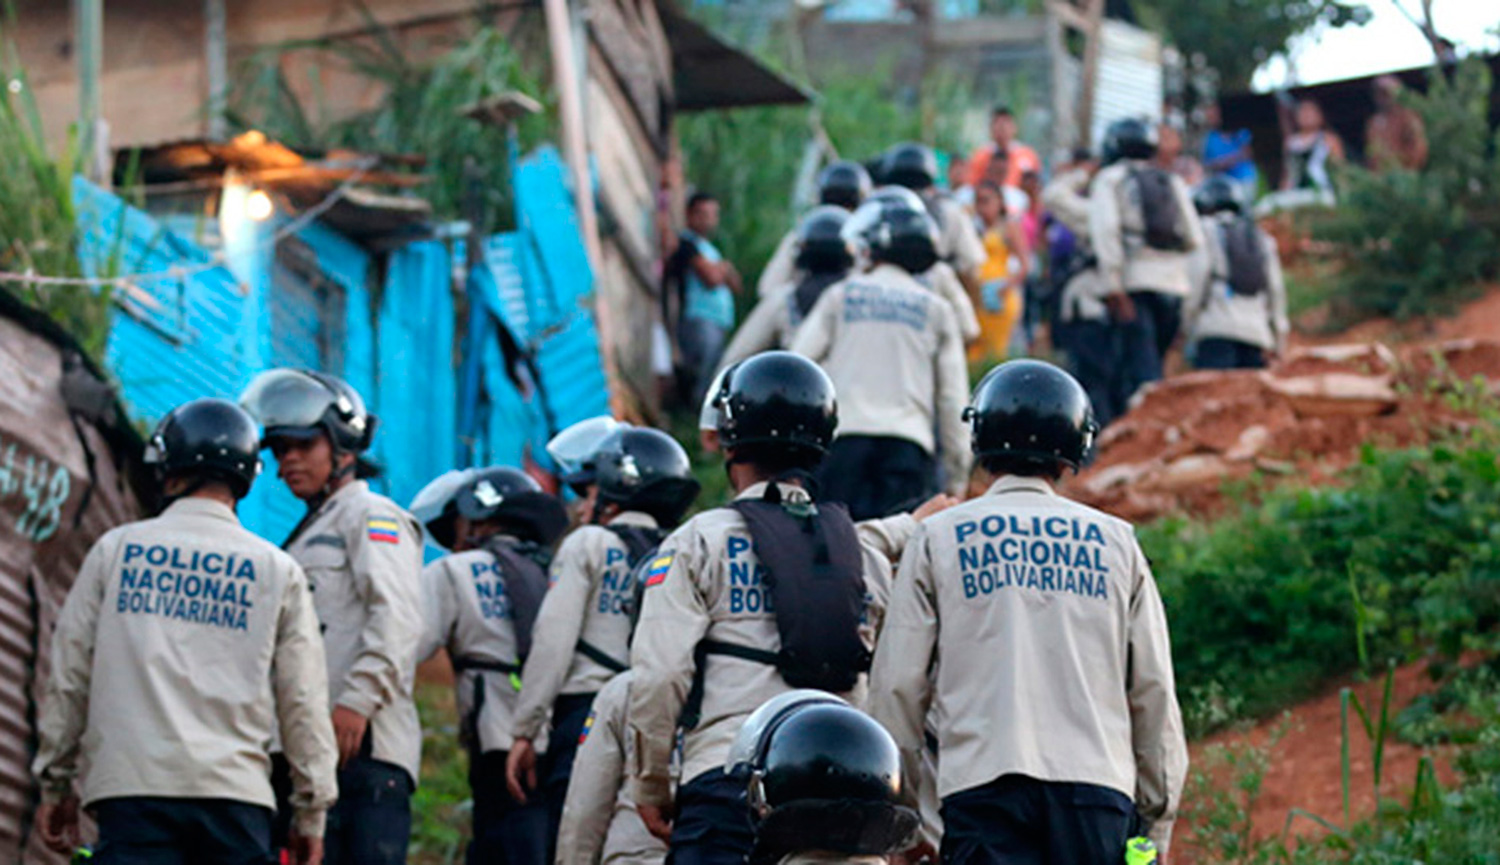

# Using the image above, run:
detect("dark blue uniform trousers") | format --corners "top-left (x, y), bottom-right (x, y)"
top-left (469, 750), bottom-right (549, 865)
top-left (666, 769), bottom-right (756, 865)
top-left (1193, 336), bottom-right (1267, 371)
top-left (940, 775), bottom-right (1139, 865)
top-left (93, 797), bottom-right (274, 865)
top-left (271, 748), bottom-right (412, 865)
top-left (542, 693), bottom-right (598, 861)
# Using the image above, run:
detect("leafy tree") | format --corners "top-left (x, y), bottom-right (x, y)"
top-left (1132, 0), bottom-right (1370, 91)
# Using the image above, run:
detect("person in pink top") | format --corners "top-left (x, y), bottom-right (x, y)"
top-left (967, 106), bottom-right (1041, 188)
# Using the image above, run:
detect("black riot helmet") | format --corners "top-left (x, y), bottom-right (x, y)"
top-left (144, 398), bottom-right (264, 500)
top-left (1195, 175), bottom-right (1246, 215)
top-left (793, 206), bottom-right (855, 274)
top-left (880, 142), bottom-right (939, 190)
top-left (457, 467), bottom-right (569, 549)
top-left (594, 428), bottom-right (701, 528)
top-left (964, 359), bottom-right (1098, 473)
top-left (853, 196), bottom-right (940, 275)
top-left (817, 161), bottom-right (873, 209)
top-left (715, 352), bottom-right (838, 465)
top-left (239, 368), bottom-right (376, 454)
top-left (1101, 117), bottom-right (1159, 165)
top-left (745, 702), bottom-right (919, 863)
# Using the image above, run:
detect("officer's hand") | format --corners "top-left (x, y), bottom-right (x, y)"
top-left (288, 832), bottom-right (325, 865)
top-left (912, 493), bottom-right (960, 522)
top-left (36, 795), bottom-right (79, 853)
top-left (506, 738), bottom-right (539, 804)
top-left (331, 705), bottom-right (369, 768)
top-left (1104, 292), bottom-right (1136, 324)
top-left (638, 802), bottom-right (675, 843)
top-left (893, 839), bottom-right (937, 865)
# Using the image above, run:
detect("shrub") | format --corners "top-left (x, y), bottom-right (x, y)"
top-left (1314, 57), bottom-right (1500, 320)
top-left (1145, 436), bottom-right (1500, 737)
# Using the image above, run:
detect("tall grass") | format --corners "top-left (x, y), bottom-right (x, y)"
top-left (0, 24), bottom-right (110, 358)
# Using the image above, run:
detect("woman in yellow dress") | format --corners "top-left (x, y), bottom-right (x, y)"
top-left (970, 180), bottom-right (1031, 362)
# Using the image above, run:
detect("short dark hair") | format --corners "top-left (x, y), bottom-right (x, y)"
top-left (992, 105), bottom-right (1014, 119)
top-left (979, 453), bottom-right (1065, 482)
top-left (687, 191), bottom-right (717, 212)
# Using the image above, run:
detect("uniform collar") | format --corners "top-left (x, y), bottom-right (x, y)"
top-left (163, 496), bottom-right (241, 524)
top-left (735, 481), bottom-right (812, 504)
top-left (608, 510), bottom-right (660, 529)
top-left (320, 479), bottom-right (369, 510)
top-left (985, 474), bottom-right (1057, 497)
top-left (868, 263), bottom-right (908, 281)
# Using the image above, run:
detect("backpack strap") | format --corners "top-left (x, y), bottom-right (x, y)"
top-left (678, 639), bottom-right (782, 731)
top-left (576, 638), bottom-right (630, 674)
top-left (480, 536), bottom-right (551, 661)
top-left (450, 655), bottom-right (523, 752)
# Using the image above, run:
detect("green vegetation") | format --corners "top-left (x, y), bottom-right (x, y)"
top-left (228, 23), bottom-right (555, 235)
top-left (0, 24), bottom-right (111, 358)
top-left (1315, 57), bottom-right (1500, 321)
top-left (411, 680), bottom-right (471, 865)
top-left (1147, 434), bottom-right (1500, 738)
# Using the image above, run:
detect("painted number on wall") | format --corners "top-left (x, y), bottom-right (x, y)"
top-left (0, 438), bottom-right (72, 543)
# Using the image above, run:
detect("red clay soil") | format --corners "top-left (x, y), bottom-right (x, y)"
top-left (1064, 336), bottom-right (1500, 523)
top-left (1178, 661), bottom-right (1462, 857)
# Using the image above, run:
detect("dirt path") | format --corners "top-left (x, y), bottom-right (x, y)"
top-left (1181, 660), bottom-right (1462, 854)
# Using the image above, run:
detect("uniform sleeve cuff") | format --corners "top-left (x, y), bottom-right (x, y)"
top-left (336, 692), bottom-right (378, 719)
top-left (629, 776), bottom-right (673, 808)
top-left (294, 808), bottom-right (328, 838)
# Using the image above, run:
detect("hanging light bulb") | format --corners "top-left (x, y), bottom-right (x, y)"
top-left (245, 189), bottom-right (274, 221)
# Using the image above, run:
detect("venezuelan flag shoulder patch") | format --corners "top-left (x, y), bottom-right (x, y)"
top-left (644, 553), bottom-right (674, 587)
top-left (367, 517), bottom-right (401, 544)
top-left (579, 712), bottom-right (596, 745)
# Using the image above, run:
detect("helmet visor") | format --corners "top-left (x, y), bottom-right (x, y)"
top-left (240, 369), bottom-right (337, 433)
top-left (699, 366), bottom-right (733, 432)
top-left (409, 468), bottom-right (478, 532)
top-left (545, 416), bottom-right (627, 477)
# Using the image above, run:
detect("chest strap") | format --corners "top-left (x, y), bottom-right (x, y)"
top-left (450, 656), bottom-right (523, 752)
top-left (575, 639), bottom-right (629, 674)
top-left (679, 639), bottom-right (782, 731)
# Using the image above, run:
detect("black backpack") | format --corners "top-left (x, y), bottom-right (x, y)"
top-left (791, 271), bottom-right (845, 323)
top-left (1129, 167), bottom-right (1188, 252)
top-left (1219, 216), bottom-right (1270, 298)
top-left (680, 485), bottom-right (870, 729)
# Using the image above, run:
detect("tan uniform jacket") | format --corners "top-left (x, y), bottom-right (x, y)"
top-left (285, 480), bottom-right (424, 783)
top-left (1089, 161), bottom-right (1205, 298)
top-left (929, 194), bottom-right (986, 279)
top-left (420, 546), bottom-right (539, 755)
top-left (867, 475), bottom-right (1188, 854)
top-left (1042, 168), bottom-right (1111, 324)
top-left (720, 286), bottom-right (804, 371)
top-left (916, 262), bottom-right (982, 343)
top-left (627, 483), bottom-right (892, 806)
top-left (557, 672), bottom-right (667, 865)
top-left (790, 264), bottom-right (971, 494)
top-left (514, 513), bottom-right (658, 741)
top-left (756, 229), bottom-right (800, 299)
top-left (33, 498), bottom-right (337, 836)
top-left (1186, 213), bottom-right (1289, 353)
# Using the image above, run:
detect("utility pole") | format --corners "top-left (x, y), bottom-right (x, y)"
top-left (73, 0), bottom-right (104, 180)
top-left (1047, 0), bottom-right (1105, 150)
top-left (205, 0), bottom-right (228, 140)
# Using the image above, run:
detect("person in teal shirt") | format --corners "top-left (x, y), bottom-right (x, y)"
top-left (669, 192), bottom-right (741, 404)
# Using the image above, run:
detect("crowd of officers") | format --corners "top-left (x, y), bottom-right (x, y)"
top-left (29, 121), bottom-right (1211, 865)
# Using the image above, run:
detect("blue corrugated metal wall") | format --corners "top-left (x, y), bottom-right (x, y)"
top-left (76, 142), bottom-right (608, 542)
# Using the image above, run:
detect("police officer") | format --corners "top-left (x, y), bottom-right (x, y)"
top-left (507, 428), bottom-right (701, 851)
top-left (33, 399), bottom-right (337, 865)
top-left (240, 368), bottom-right (425, 865)
top-left (555, 670), bottom-right (668, 865)
top-left (792, 198), bottom-right (971, 520)
top-left (1041, 152), bottom-right (1124, 425)
top-left (417, 467), bottom-right (570, 865)
top-left (868, 360), bottom-right (1188, 864)
top-left (628, 351), bottom-right (893, 865)
top-left (735, 697), bottom-right (919, 865)
top-left (547, 415), bottom-right (628, 522)
top-left (853, 186), bottom-right (981, 346)
top-left (1185, 176), bottom-right (1289, 370)
top-left (758, 161), bottom-right (874, 297)
top-left (722, 206), bottom-right (856, 369)
top-left (880, 143), bottom-right (986, 283)
top-left (1089, 118), bottom-right (1206, 406)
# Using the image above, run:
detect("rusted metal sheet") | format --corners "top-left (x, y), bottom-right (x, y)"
top-left (0, 292), bottom-right (145, 862)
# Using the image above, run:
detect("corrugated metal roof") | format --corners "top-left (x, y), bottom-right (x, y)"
top-left (1091, 19), bottom-right (1163, 148)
